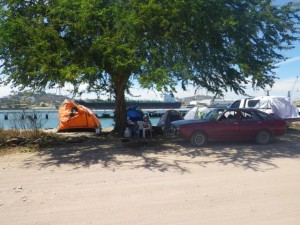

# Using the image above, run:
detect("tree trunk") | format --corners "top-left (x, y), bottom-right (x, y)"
top-left (111, 74), bottom-right (130, 136)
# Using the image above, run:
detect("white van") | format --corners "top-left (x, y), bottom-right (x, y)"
top-left (230, 96), bottom-right (299, 119)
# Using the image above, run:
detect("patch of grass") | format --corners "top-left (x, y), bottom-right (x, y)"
top-left (0, 128), bottom-right (61, 151)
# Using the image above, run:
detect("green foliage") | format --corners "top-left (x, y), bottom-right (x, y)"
top-left (135, 0), bottom-right (300, 95)
top-left (0, 0), bottom-right (300, 132)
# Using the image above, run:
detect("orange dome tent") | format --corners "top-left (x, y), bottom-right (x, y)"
top-left (57, 99), bottom-right (101, 132)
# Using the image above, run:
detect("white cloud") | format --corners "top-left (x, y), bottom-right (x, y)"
top-left (275, 56), bottom-right (300, 66)
top-left (223, 77), bottom-right (300, 101)
top-left (0, 85), bottom-right (14, 97)
top-left (1, 76), bottom-right (299, 102)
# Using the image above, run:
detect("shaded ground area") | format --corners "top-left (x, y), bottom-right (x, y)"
top-left (27, 128), bottom-right (300, 172)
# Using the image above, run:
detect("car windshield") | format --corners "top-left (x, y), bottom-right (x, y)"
top-left (203, 108), bottom-right (225, 121)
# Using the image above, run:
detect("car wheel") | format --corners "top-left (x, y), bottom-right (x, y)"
top-left (190, 131), bottom-right (207, 147)
top-left (255, 130), bottom-right (271, 145)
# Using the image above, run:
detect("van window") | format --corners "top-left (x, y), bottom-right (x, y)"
top-left (230, 100), bottom-right (240, 108)
top-left (247, 100), bottom-right (260, 108)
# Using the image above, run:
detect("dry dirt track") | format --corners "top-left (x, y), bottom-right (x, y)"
top-left (0, 128), bottom-right (300, 225)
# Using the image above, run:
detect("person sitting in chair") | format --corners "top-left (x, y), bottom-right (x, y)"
top-left (127, 117), bottom-right (139, 137)
top-left (143, 115), bottom-right (152, 128)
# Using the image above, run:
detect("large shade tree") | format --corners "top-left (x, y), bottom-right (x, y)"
top-left (0, 0), bottom-right (299, 133)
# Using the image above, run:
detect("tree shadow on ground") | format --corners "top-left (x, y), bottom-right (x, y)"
top-left (23, 128), bottom-right (300, 173)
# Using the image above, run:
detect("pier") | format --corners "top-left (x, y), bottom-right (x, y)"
top-left (0, 108), bottom-right (190, 120)
top-left (93, 108), bottom-right (189, 118)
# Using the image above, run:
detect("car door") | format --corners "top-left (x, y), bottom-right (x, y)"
top-left (209, 110), bottom-right (240, 141)
top-left (239, 110), bottom-right (263, 140)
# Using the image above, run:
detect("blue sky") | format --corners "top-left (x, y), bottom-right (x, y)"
top-left (136, 0), bottom-right (300, 102)
top-left (223, 41), bottom-right (300, 101)
top-left (133, 39), bottom-right (300, 102)
top-left (1, 37), bottom-right (299, 102)
top-left (1, 0), bottom-right (299, 102)
top-left (4, 46), bottom-right (299, 101)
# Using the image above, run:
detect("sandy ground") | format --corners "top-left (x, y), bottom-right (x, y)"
top-left (0, 129), bottom-right (300, 225)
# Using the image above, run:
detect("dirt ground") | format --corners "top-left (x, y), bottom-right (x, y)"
top-left (0, 128), bottom-right (300, 225)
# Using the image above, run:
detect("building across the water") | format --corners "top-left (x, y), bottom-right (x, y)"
top-left (75, 92), bottom-right (182, 110)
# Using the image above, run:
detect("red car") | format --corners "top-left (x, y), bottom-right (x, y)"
top-left (171, 108), bottom-right (286, 146)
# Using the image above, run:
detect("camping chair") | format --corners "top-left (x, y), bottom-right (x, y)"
top-left (137, 121), bottom-right (152, 139)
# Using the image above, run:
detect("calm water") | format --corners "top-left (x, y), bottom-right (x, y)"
top-left (0, 110), bottom-right (160, 129)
